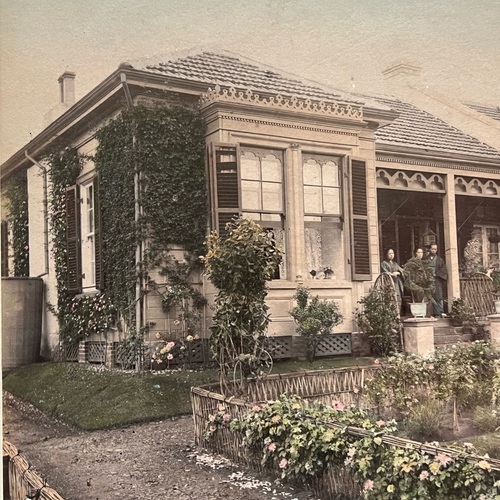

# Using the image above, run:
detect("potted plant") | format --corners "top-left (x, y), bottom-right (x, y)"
top-left (403, 257), bottom-right (435, 318)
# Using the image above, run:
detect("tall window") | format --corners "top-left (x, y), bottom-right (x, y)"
top-left (82, 181), bottom-right (96, 288)
top-left (474, 225), bottom-right (500, 269)
top-left (240, 148), bottom-right (286, 279)
top-left (303, 155), bottom-right (343, 279)
top-left (66, 177), bottom-right (102, 294)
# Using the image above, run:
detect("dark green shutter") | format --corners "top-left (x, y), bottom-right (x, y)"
top-left (93, 177), bottom-right (104, 290)
top-left (210, 144), bottom-right (240, 236)
top-left (66, 184), bottom-right (82, 293)
top-left (1, 220), bottom-right (9, 277)
top-left (349, 159), bottom-right (371, 280)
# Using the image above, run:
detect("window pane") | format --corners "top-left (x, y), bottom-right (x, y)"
top-left (323, 187), bottom-right (340, 214)
top-left (87, 185), bottom-right (94, 233)
top-left (261, 213), bottom-right (281, 222)
top-left (241, 180), bottom-right (261, 210)
top-left (304, 223), bottom-right (344, 279)
top-left (322, 161), bottom-right (339, 187)
top-left (304, 186), bottom-right (322, 214)
top-left (240, 153), bottom-right (260, 180)
top-left (303, 160), bottom-right (321, 186)
top-left (261, 155), bottom-right (282, 182)
top-left (262, 182), bottom-right (282, 211)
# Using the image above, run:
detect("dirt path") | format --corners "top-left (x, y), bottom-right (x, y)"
top-left (3, 392), bottom-right (317, 500)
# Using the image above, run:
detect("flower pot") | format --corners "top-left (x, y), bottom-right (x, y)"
top-left (409, 302), bottom-right (427, 318)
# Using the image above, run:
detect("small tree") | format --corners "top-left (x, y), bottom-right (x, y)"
top-left (290, 285), bottom-right (343, 362)
top-left (203, 217), bottom-right (282, 391)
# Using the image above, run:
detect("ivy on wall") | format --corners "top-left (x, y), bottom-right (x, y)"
top-left (93, 104), bottom-right (207, 337)
top-left (5, 171), bottom-right (30, 276)
top-left (46, 103), bottom-right (207, 346)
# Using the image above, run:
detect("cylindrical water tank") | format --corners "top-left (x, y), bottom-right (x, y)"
top-left (2, 277), bottom-right (43, 371)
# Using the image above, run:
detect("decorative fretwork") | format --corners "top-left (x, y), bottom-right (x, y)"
top-left (87, 341), bottom-right (106, 363)
top-left (52, 342), bottom-right (78, 362)
top-left (455, 177), bottom-right (500, 197)
top-left (263, 336), bottom-right (292, 359)
top-left (376, 169), bottom-right (445, 192)
top-left (201, 84), bottom-right (363, 120)
top-left (315, 334), bottom-right (351, 356)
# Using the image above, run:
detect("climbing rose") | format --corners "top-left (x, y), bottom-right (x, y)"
top-left (267, 442), bottom-right (276, 452)
top-left (279, 458), bottom-right (288, 469)
top-left (363, 480), bottom-right (374, 490)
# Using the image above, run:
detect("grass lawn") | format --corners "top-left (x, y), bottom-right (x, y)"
top-left (3, 356), bottom-right (374, 430)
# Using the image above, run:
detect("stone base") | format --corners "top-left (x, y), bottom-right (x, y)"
top-left (403, 317), bottom-right (437, 357)
top-left (487, 314), bottom-right (500, 346)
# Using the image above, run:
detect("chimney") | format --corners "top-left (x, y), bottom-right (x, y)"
top-left (58, 71), bottom-right (76, 106)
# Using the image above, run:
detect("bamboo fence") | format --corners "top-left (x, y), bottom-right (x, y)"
top-left (3, 441), bottom-right (64, 500)
top-left (191, 365), bottom-right (500, 499)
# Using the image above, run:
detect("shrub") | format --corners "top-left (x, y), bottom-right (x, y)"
top-left (290, 285), bottom-right (343, 362)
top-left (473, 405), bottom-right (500, 433)
top-left (403, 395), bottom-right (448, 442)
top-left (403, 257), bottom-right (435, 303)
top-left (449, 298), bottom-right (477, 326)
top-left (354, 286), bottom-right (401, 357)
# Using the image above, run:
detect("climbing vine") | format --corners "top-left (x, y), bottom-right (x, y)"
top-left (46, 103), bottom-right (207, 350)
top-left (5, 171), bottom-right (29, 276)
top-left (94, 104), bottom-right (207, 344)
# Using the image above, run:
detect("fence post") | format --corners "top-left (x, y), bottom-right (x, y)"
top-left (402, 317), bottom-right (437, 357)
top-left (105, 342), bottom-right (115, 368)
top-left (488, 314), bottom-right (500, 346)
top-left (78, 341), bottom-right (87, 363)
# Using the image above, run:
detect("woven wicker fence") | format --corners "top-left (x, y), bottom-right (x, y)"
top-left (3, 441), bottom-right (64, 500)
top-left (191, 366), bottom-right (500, 499)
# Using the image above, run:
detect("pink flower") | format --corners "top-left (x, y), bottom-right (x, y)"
top-left (373, 359), bottom-right (381, 365)
top-left (332, 400), bottom-right (345, 411)
top-left (252, 405), bottom-right (262, 412)
top-left (278, 458), bottom-right (288, 469)
top-left (24, 246), bottom-right (29, 250)
top-left (209, 425), bottom-right (216, 432)
top-left (353, 387), bottom-right (359, 394)
top-left (167, 354), bottom-right (173, 360)
top-left (435, 453), bottom-right (453, 466)
top-left (267, 442), bottom-right (277, 452)
top-left (174, 320), bottom-right (181, 325)
top-left (376, 420), bottom-right (385, 427)
top-left (419, 471), bottom-right (429, 480)
top-left (166, 341), bottom-right (175, 351)
top-left (363, 480), bottom-right (374, 490)
top-left (222, 413), bottom-right (231, 423)
top-left (194, 335), bottom-right (200, 340)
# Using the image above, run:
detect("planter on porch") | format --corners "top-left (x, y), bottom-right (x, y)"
top-left (409, 302), bottom-right (427, 318)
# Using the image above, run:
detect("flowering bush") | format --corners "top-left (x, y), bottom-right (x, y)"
top-left (152, 331), bottom-right (201, 369)
top-left (228, 394), bottom-right (500, 499)
top-left (203, 403), bottom-right (233, 440)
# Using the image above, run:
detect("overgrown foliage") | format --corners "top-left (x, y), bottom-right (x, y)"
top-left (365, 343), bottom-right (500, 432)
top-left (225, 393), bottom-right (500, 499)
top-left (450, 297), bottom-right (477, 326)
top-left (290, 285), bottom-right (343, 362)
top-left (94, 105), bottom-right (207, 337)
top-left (5, 171), bottom-right (29, 276)
top-left (203, 217), bottom-right (282, 390)
top-left (354, 286), bottom-right (401, 357)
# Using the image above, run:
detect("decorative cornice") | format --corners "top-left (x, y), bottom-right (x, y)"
top-left (219, 114), bottom-right (358, 137)
top-left (376, 153), bottom-right (500, 176)
top-left (201, 84), bottom-right (363, 120)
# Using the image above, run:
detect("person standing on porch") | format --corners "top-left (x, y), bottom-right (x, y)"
top-left (426, 243), bottom-right (448, 317)
top-left (381, 248), bottom-right (404, 310)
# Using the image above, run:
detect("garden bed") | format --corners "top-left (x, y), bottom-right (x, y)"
top-left (191, 365), bottom-right (500, 499)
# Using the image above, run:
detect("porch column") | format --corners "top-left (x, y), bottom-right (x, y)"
top-left (443, 173), bottom-right (460, 302)
top-left (286, 144), bottom-right (305, 282)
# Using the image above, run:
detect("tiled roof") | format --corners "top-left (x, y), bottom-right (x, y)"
top-left (464, 102), bottom-right (500, 122)
top-left (371, 96), bottom-right (500, 160)
top-left (130, 51), bottom-right (366, 105)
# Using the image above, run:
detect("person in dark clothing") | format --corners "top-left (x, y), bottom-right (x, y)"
top-left (426, 243), bottom-right (448, 317)
top-left (381, 248), bottom-right (404, 311)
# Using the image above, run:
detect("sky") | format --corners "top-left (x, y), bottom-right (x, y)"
top-left (1, 0), bottom-right (499, 163)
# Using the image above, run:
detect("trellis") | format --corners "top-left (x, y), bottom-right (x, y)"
top-left (460, 272), bottom-right (496, 318)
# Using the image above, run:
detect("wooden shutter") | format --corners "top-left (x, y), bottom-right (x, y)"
top-left (66, 185), bottom-right (82, 293)
top-left (349, 159), bottom-right (371, 281)
top-left (93, 177), bottom-right (104, 290)
top-left (1, 220), bottom-right (9, 277)
top-left (210, 144), bottom-right (240, 236)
